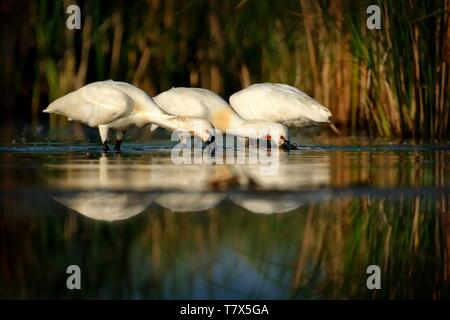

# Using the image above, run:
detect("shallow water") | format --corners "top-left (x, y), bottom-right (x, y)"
top-left (1, 140), bottom-right (450, 299)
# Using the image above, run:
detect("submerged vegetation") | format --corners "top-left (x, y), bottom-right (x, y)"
top-left (1, 0), bottom-right (449, 139)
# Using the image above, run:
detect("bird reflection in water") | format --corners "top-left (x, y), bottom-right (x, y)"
top-left (45, 152), bottom-right (330, 220)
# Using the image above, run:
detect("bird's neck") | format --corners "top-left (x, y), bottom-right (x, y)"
top-left (139, 112), bottom-right (178, 131)
top-left (126, 95), bottom-right (177, 130)
top-left (210, 107), bottom-right (245, 134)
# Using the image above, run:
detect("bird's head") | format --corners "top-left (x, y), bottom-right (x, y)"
top-left (241, 121), bottom-right (291, 149)
top-left (178, 117), bottom-right (214, 142)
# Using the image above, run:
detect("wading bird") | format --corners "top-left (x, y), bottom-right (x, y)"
top-left (153, 87), bottom-right (291, 149)
top-left (229, 83), bottom-right (333, 128)
top-left (43, 80), bottom-right (213, 152)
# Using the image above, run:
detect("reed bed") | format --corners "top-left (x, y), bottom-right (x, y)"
top-left (1, 0), bottom-right (449, 139)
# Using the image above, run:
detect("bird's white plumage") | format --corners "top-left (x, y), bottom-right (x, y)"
top-left (230, 194), bottom-right (303, 214)
top-left (43, 80), bottom-right (214, 147)
top-left (229, 83), bottom-right (332, 127)
top-left (108, 80), bottom-right (165, 115)
top-left (153, 87), bottom-right (228, 119)
top-left (155, 192), bottom-right (226, 212)
top-left (53, 192), bottom-right (154, 221)
top-left (154, 87), bottom-right (290, 145)
top-left (44, 82), bottom-right (134, 127)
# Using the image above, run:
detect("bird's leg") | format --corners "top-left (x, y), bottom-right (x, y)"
top-left (114, 131), bottom-right (125, 152)
top-left (114, 139), bottom-right (123, 152)
top-left (99, 125), bottom-right (110, 152)
top-left (102, 142), bottom-right (110, 152)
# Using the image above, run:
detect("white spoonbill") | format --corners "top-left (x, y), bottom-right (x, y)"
top-left (153, 87), bottom-right (291, 148)
top-left (43, 80), bottom-right (213, 152)
top-left (229, 83), bottom-right (332, 127)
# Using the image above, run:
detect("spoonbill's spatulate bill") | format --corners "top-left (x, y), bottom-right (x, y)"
top-left (153, 87), bottom-right (291, 148)
top-left (229, 83), bottom-right (333, 127)
top-left (43, 80), bottom-right (213, 151)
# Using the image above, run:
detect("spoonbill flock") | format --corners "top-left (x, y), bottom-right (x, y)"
top-left (153, 87), bottom-right (291, 148)
top-left (43, 80), bottom-right (332, 152)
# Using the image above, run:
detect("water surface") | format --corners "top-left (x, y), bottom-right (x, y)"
top-left (1, 140), bottom-right (449, 299)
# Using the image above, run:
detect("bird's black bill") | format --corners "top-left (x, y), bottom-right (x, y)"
top-left (279, 140), bottom-right (299, 151)
top-left (204, 135), bottom-right (216, 147)
top-left (288, 142), bottom-right (299, 150)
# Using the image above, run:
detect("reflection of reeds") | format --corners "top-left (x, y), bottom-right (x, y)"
top-left (2, 0), bottom-right (449, 140)
top-left (1, 191), bottom-right (449, 298)
top-left (1, 149), bottom-right (448, 297)
top-left (282, 194), bottom-right (450, 299)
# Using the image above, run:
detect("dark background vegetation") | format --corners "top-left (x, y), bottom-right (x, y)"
top-left (1, 0), bottom-right (449, 140)
top-left (0, 1), bottom-right (449, 299)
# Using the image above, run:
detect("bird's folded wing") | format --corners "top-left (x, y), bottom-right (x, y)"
top-left (265, 84), bottom-right (329, 123)
top-left (44, 83), bottom-right (134, 127)
top-left (230, 83), bottom-right (329, 124)
top-left (153, 88), bottom-right (210, 119)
